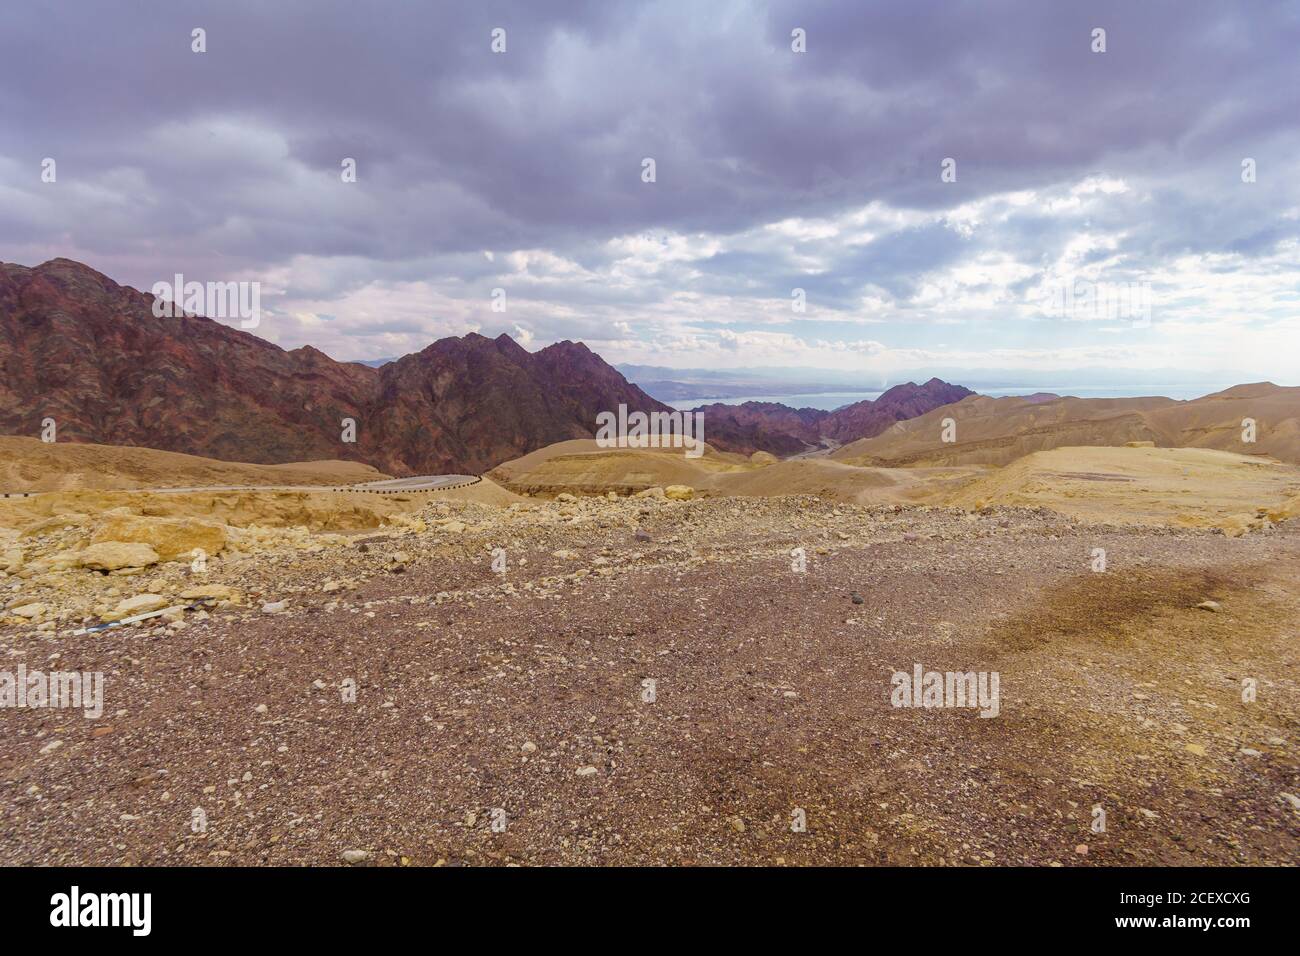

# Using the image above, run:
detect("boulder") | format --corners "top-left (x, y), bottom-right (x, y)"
top-left (79, 541), bottom-right (160, 571)
top-left (106, 593), bottom-right (171, 620)
top-left (664, 485), bottom-right (695, 501)
top-left (91, 515), bottom-right (228, 563)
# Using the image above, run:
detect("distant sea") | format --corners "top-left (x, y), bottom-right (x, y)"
top-left (666, 384), bottom-right (1237, 412)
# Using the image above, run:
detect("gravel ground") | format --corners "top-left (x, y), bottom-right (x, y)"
top-left (2, 496), bottom-right (1297, 866)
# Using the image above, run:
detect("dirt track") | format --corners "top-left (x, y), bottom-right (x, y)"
top-left (2, 497), bottom-right (1297, 865)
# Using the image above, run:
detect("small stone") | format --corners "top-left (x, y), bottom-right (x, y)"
top-left (575, 766), bottom-right (598, 776)
top-left (39, 739), bottom-right (64, 754)
top-left (1075, 844), bottom-right (1088, 856)
top-left (1184, 743), bottom-right (1207, 756)
top-left (341, 850), bottom-right (370, 864)
top-left (521, 742), bottom-right (537, 754)
top-left (728, 816), bottom-right (746, 833)
top-left (261, 601), bottom-right (288, 614)
top-left (254, 704), bottom-right (268, 714)
top-left (850, 592), bottom-right (864, 605)
top-left (1196, 600), bottom-right (1221, 612)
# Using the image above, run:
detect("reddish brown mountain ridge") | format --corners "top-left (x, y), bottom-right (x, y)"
top-left (692, 379), bottom-right (975, 455)
top-left (0, 258), bottom-right (971, 473)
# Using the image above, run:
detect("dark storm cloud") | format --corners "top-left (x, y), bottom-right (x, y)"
top-left (0, 0), bottom-right (1296, 346)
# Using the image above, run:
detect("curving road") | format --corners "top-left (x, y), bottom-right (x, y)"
top-left (0, 475), bottom-right (481, 499)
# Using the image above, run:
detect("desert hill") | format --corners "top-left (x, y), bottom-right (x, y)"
top-left (0, 435), bottom-right (389, 493)
top-left (489, 437), bottom-right (969, 506)
top-left (833, 385), bottom-right (1300, 467)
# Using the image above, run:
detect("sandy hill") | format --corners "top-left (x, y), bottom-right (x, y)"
top-left (489, 437), bottom-right (979, 505)
top-left (939, 445), bottom-right (1300, 533)
top-left (0, 435), bottom-right (390, 493)
top-left (487, 439), bottom-right (752, 496)
top-left (834, 384), bottom-right (1300, 467)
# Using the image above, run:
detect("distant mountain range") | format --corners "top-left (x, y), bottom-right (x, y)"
top-left (617, 363), bottom-right (1258, 402)
top-left (0, 258), bottom-right (973, 473)
top-left (691, 379), bottom-right (974, 456)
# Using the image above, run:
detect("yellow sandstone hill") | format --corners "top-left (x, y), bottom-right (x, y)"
top-left (833, 383), bottom-right (1300, 468)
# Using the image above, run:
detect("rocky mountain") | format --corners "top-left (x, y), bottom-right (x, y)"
top-left (0, 259), bottom-right (672, 475)
top-left (0, 258), bottom-right (976, 473)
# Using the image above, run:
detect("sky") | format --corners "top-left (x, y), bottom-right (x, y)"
top-left (2, 0), bottom-right (1298, 381)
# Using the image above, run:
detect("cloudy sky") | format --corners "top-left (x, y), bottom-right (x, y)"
top-left (2, 0), bottom-right (1298, 380)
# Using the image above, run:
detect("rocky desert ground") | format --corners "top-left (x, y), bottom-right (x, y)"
top-left (1, 437), bottom-right (1297, 866)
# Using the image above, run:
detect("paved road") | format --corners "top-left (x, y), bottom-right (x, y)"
top-left (0, 475), bottom-right (480, 499)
